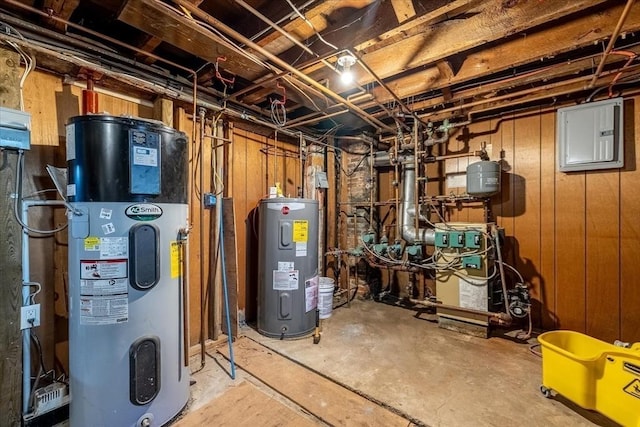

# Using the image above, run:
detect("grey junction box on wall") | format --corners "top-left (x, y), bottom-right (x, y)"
top-left (557, 97), bottom-right (624, 172)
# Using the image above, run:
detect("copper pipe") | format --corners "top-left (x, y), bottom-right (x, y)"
top-left (345, 48), bottom-right (426, 128)
top-left (589, 0), bottom-right (636, 88)
top-left (82, 74), bottom-right (99, 114)
top-left (283, 109), bottom-right (350, 128)
top-left (229, 51), bottom-right (337, 100)
top-left (433, 151), bottom-right (484, 161)
top-left (409, 298), bottom-right (511, 325)
top-left (420, 65), bottom-right (640, 119)
top-left (231, 0), bottom-right (405, 129)
top-left (462, 64), bottom-right (640, 121)
top-left (365, 256), bottom-right (421, 272)
top-left (177, 0), bottom-right (391, 131)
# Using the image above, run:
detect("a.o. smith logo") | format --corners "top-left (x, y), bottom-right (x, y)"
top-left (125, 204), bottom-right (162, 221)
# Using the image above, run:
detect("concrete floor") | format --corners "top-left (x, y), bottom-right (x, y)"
top-left (187, 300), bottom-right (617, 427)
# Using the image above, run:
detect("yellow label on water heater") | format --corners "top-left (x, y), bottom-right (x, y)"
top-left (293, 220), bottom-right (308, 243)
top-left (170, 241), bottom-right (181, 278)
top-left (84, 236), bottom-right (100, 251)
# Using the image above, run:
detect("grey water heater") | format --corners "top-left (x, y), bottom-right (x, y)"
top-left (257, 198), bottom-right (319, 338)
top-left (66, 115), bottom-right (189, 427)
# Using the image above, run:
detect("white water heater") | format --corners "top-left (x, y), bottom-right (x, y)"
top-left (66, 115), bottom-right (189, 426)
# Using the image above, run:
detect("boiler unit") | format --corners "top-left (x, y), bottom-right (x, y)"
top-left (435, 222), bottom-right (496, 337)
top-left (257, 198), bottom-right (319, 338)
top-left (66, 115), bottom-right (189, 427)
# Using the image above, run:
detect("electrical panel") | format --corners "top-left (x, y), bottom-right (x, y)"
top-left (557, 97), bottom-right (623, 172)
top-left (0, 106), bottom-right (31, 150)
top-left (315, 171), bottom-right (329, 188)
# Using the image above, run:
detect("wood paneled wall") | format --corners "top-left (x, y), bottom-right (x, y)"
top-left (436, 97), bottom-right (640, 342)
top-left (228, 128), bottom-right (301, 322)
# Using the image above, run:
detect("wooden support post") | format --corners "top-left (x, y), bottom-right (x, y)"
top-left (0, 45), bottom-right (24, 427)
top-left (153, 97), bottom-right (174, 127)
top-left (221, 197), bottom-right (239, 338)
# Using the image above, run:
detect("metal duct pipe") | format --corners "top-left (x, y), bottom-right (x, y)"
top-left (401, 164), bottom-right (434, 245)
top-left (371, 150), bottom-right (435, 244)
top-left (372, 150), bottom-right (415, 167)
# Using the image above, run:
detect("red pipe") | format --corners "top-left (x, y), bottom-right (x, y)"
top-left (82, 76), bottom-right (99, 114)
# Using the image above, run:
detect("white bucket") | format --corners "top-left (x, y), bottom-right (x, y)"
top-left (318, 277), bottom-right (335, 319)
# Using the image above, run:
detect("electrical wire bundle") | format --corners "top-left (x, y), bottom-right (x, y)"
top-left (270, 82), bottom-right (287, 127)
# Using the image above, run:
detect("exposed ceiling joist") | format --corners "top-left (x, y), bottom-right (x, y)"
top-left (42, 0), bottom-right (80, 32)
top-left (119, 0), bottom-right (267, 78)
top-left (356, 0), bottom-right (611, 80)
top-left (360, 2), bottom-right (640, 108)
top-left (2, 0), bottom-right (637, 135)
top-left (390, 0), bottom-right (417, 23)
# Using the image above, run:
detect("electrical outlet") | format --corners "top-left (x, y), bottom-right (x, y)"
top-left (20, 304), bottom-right (40, 330)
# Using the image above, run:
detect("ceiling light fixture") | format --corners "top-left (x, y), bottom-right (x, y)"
top-left (337, 54), bottom-right (357, 85)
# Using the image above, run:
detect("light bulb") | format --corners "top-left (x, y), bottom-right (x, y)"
top-left (340, 70), bottom-right (354, 84)
top-left (337, 54), bottom-right (357, 85)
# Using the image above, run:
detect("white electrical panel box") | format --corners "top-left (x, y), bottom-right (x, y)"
top-left (557, 97), bottom-right (623, 172)
top-left (0, 106), bottom-right (31, 150)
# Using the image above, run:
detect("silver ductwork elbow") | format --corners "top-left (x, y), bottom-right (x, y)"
top-left (401, 164), bottom-right (434, 245)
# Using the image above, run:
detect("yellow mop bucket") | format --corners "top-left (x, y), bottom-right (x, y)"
top-left (538, 330), bottom-right (640, 427)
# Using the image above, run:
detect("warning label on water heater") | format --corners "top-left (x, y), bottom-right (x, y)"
top-left (81, 260), bottom-right (127, 279)
top-left (292, 220), bottom-right (308, 242)
top-left (80, 259), bottom-right (128, 325)
top-left (80, 296), bottom-right (128, 325)
top-left (305, 276), bottom-right (318, 312)
top-left (273, 270), bottom-right (299, 290)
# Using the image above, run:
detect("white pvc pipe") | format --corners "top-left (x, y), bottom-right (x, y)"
top-left (21, 202), bottom-right (29, 414)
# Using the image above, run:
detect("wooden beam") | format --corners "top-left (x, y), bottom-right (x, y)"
top-left (372, 45), bottom-right (640, 118)
top-left (391, 0), bottom-right (417, 23)
top-left (118, 0), bottom-right (266, 79)
top-left (42, 0), bottom-right (80, 32)
top-left (359, 2), bottom-right (640, 112)
top-left (421, 66), bottom-right (640, 123)
top-left (135, 35), bottom-right (163, 64)
top-left (276, 0), bottom-right (458, 68)
top-left (153, 97), bottom-right (174, 127)
top-left (0, 45), bottom-right (23, 427)
top-left (221, 197), bottom-right (239, 339)
top-left (356, 0), bottom-right (481, 51)
top-left (357, 0), bottom-right (610, 80)
top-left (256, 0), bottom-right (380, 54)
